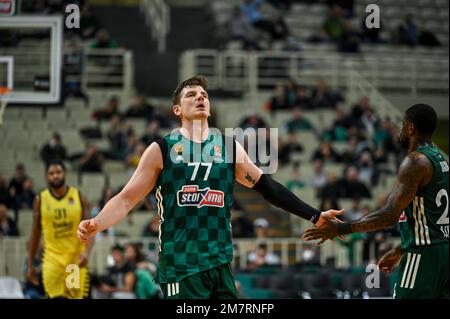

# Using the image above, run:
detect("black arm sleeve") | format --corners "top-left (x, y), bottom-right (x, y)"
top-left (253, 174), bottom-right (321, 224)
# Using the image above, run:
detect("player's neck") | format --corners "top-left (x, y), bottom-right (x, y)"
top-left (409, 136), bottom-right (433, 153)
top-left (180, 119), bottom-right (209, 143)
top-left (50, 185), bottom-right (68, 198)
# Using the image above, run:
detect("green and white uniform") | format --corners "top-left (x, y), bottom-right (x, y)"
top-left (155, 129), bottom-right (237, 299)
top-left (395, 145), bottom-right (449, 299)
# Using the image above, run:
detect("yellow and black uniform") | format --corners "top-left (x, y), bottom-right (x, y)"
top-left (40, 186), bottom-right (89, 299)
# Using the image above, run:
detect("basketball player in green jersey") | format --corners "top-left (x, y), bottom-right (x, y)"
top-left (304, 104), bottom-right (448, 299)
top-left (78, 75), bottom-right (343, 299)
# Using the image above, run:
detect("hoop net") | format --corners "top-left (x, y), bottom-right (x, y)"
top-left (0, 87), bottom-right (12, 126)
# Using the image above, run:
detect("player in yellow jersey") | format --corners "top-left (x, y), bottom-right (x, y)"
top-left (27, 160), bottom-right (94, 299)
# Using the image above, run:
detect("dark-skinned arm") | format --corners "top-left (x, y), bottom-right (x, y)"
top-left (304, 152), bottom-right (433, 242)
top-left (27, 195), bottom-right (42, 285)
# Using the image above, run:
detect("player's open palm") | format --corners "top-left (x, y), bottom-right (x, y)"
top-left (377, 248), bottom-right (402, 273)
top-left (78, 219), bottom-right (98, 244)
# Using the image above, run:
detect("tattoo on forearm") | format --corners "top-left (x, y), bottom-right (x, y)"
top-left (349, 152), bottom-right (427, 234)
top-left (245, 173), bottom-right (257, 185)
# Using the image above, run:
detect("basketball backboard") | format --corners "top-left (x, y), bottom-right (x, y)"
top-left (0, 15), bottom-right (63, 104)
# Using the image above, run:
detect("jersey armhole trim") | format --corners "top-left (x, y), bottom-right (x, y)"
top-left (156, 138), bottom-right (168, 169)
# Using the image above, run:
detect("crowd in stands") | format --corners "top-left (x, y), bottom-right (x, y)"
top-left (223, 0), bottom-right (442, 52)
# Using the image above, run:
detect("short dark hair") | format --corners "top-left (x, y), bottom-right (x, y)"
top-left (405, 103), bottom-right (437, 136)
top-left (172, 75), bottom-right (208, 105)
top-left (46, 160), bottom-right (66, 172)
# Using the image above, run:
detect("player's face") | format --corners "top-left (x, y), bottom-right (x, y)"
top-left (47, 164), bottom-right (66, 189)
top-left (399, 117), bottom-right (413, 150)
top-left (175, 85), bottom-right (210, 120)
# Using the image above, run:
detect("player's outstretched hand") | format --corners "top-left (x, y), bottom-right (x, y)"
top-left (316, 209), bottom-right (344, 228)
top-left (377, 247), bottom-right (403, 273)
top-left (303, 209), bottom-right (344, 245)
top-left (78, 219), bottom-right (98, 244)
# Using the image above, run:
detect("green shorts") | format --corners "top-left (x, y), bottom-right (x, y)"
top-left (161, 263), bottom-right (237, 299)
top-left (394, 244), bottom-right (449, 299)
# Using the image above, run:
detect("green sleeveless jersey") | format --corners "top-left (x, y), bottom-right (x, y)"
top-left (155, 129), bottom-right (235, 283)
top-left (399, 145), bottom-right (449, 250)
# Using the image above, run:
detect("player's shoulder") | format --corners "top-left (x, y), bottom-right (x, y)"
top-left (405, 151), bottom-right (433, 169)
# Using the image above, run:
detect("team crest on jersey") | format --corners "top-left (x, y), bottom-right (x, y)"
top-left (213, 145), bottom-right (223, 162)
top-left (174, 143), bottom-right (183, 162)
top-left (177, 185), bottom-right (224, 208)
top-left (68, 197), bottom-right (74, 206)
top-left (398, 211), bottom-right (407, 222)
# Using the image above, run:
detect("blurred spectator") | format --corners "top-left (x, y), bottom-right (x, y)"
top-left (349, 96), bottom-right (370, 127)
top-left (338, 166), bottom-right (371, 199)
top-left (92, 96), bottom-right (121, 122)
top-left (16, 178), bottom-right (35, 210)
top-left (360, 107), bottom-right (379, 139)
top-left (269, 13), bottom-right (290, 41)
top-left (40, 132), bottom-right (68, 166)
top-left (247, 243), bottom-right (281, 269)
top-left (94, 244), bottom-right (136, 299)
top-left (254, 217), bottom-right (270, 238)
top-left (124, 95), bottom-right (155, 120)
top-left (239, 112), bottom-right (267, 130)
top-left (341, 135), bottom-right (368, 165)
top-left (286, 163), bottom-right (306, 191)
top-left (141, 120), bottom-right (162, 146)
top-left (294, 86), bottom-right (313, 110)
top-left (142, 215), bottom-right (160, 237)
top-left (397, 14), bottom-right (418, 46)
top-left (126, 142), bottom-right (146, 172)
top-left (0, 175), bottom-right (12, 208)
top-left (90, 29), bottom-right (118, 49)
top-left (312, 141), bottom-right (341, 163)
top-left (78, 144), bottom-right (104, 173)
top-left (240, 0), bottom-right (277, 39)
top-left (309, 159), bottom-right (328, 189)
top-left (319, 172), bottom-right (342, 203)
top-left (321, 5), bottom-right (346, 41)
top-left (285, 107), bottom-right (315, 133)
top-left (0, 204), bottom-right (19, 237)
top-left (79, 4), bottom-right (101, 40)
top-left (356, 151), bottom-right (375, 185)
top-left (278, 133), bottom-right (303, 165)
top-left (266, 84), bottom-right (290, 112)
top-left (311, 79), bottom-right (343, 109)
top-left (344, 198), bottom-right (364, 221)
top-left (338, 20), bottom-right (361, 53)
top-left (228, 6), bottom-right (260, 50)
top-left (9, 164), bottom-right (29, 205)
top-left (106, 115), bottom-right (128, 161)
top-left (231, 211), bottom-right (255, 238)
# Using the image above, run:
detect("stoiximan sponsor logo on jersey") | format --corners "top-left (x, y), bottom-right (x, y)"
top-left (177, 185), bottom-right (224, 208)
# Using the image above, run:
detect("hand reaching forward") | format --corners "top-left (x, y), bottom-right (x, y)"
top-left (78, 219), bottom-right (99, 244)
top-left (303, 209), bottom-right (345, 245)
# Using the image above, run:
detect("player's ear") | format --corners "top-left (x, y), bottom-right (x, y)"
top-left (173, 104), bottom-right (181, 116)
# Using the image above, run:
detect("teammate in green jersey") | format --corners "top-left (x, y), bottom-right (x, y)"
top-left (304, 103), bottom-right (449, 299)
top-left (77, 75), bottom-right (343, 299)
